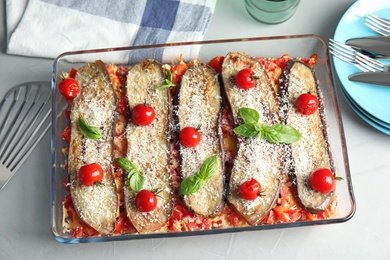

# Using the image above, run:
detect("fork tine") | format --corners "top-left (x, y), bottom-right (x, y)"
top-left (365, 21), bottom-right (390, 36)
top-left (329, 39), bottom-right (356, 65)
top-left (365, 13), bottom-right (390, 36)
top-left (355, 52), bottom-right (387, 72)
top-left (355, 56), bottom-right (382, 72)
top-left (367, 13), bottom-right (390, 25)
top-left (328, 39), bottom-right (389, 73)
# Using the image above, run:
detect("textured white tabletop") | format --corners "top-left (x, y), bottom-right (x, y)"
top-left (1, 0), bottom-right (390, 259)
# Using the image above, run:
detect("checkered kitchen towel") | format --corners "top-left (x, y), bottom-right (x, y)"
top-left (6, 0), bottom-right (216, 61)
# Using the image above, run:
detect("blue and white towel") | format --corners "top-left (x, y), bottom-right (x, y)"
top-left (6, 0), bottom-right (216, 61)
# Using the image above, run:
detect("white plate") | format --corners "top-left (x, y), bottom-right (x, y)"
top-left (333, 0), bottom-right (390, 125)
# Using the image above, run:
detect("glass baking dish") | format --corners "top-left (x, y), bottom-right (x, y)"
top-left (51, 34), bottom-right (355, 243)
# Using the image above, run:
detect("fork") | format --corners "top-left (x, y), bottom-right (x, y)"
top-left (365, 13), bottom-right (390, 36)
top-left (329, 39), bottom-right (390, 72)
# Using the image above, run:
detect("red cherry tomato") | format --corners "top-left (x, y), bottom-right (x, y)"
top-left (179, 126), bottom-right (201, 147)
top-left (235, 69), bottom-right (257, 90)
top-left (136, 189), bottom-right (157, 212)
top-left (309, 168), bottom-right (335, 193)
top-left (78, 163), bottom-right (104, 186)
top-left (58, 78), bottom-right (79, 99)
top-left (239, 178), bottom-right (262, 200)
top-left (295, 93), bottom-right (319, 115)
top-left (207, 56), bottom-right (225, 74)
top-left (62, 126), bottom-right (71, 143)
top-left (131, 104), bottom-right (155, 126)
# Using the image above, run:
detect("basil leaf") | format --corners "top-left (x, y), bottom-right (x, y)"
top-left (178, 175), bottom-right (204, 195)
top-left (178, 155), bottom-right (217, 195)
top-left (114, 158), bottom-right (140, 172)
top-left (129, 171), bottom-right (145, 193)
top-left (114, 158), bottom-right (144, 192)
top-left (264, 124), bottom-right (302, 144)
top-left (239, 107), bottom-right (259, 124)
top-left (156, 69), bottom-right (175, 90)
top-left (233, 123), bottom-right (261, 137)
top-left (78, 118), bottom-right (102, 140)
top-left (257, 123), bottom-right (265, 140)
top-left (197, 155), bottom-right (217, 181)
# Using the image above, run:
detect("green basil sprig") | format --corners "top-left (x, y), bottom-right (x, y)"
top-left (78, 118), bottom-right (102, 140)
top-left (233, 108), bottom-right (302, 144)
top-left (156, 69), bottom-right (175, 90)
top-left (114, 158), bottom-right (144, 192)
top-left (178, 155), bottom-right (217, 195)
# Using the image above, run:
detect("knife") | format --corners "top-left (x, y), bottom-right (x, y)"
top-left (346, 36), bottom-right (390, 56)
top-left (349, 72), bottom-right (390, 86)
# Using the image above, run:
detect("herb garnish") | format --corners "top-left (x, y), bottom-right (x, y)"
top-left (156, 69), bottom-right (175, 90)
top-left (233, 107), bottom-right (302, 144)
top-left (178, 155), bottom-right (217, 195)
top-left (78, 118), bottom-right (102, 140)
top-left (114, 158), bottom-right (144, 192)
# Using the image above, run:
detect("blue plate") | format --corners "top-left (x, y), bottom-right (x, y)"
top-left (333, 0), bottom-right (390, 125)
top-left (339, 83), bottom-right (390, 135)
top-left (337, 78), bottom-right (390, 129)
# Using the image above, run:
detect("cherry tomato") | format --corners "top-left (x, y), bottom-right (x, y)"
top-left (136, 189), bottom-right (157, 212)
top-left (78, 163), bottom-right (104, 186)
top-left (235, 69), bottom-right (258, 90)
top-left (295, 93), bottom-right (319, 115)
top-left (131, 104), bottom-right (155, 126)
top-left (309, 168), bottom-right (335, 193)
top-left (239, 178), bottom-right (262, 200)
top-left (207, 56), bottom-right (225, 74)
top-left (58, 78), bottom-right (79, 99)
top-left (179, 126), bottom-right (201, 147)
top-left (62, 126), bottom-right (71, 143)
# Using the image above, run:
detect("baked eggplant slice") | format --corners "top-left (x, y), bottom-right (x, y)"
top-left (222, 52), bottom-right (282, 225)
top-left (124, 59), bottom-right (173, 233)
top-left (279, 60), bottom-right (334, 213)
top-left (176, 63), bottom-right (224, 217)
top-left (68, 60), bottom-right (118, 234)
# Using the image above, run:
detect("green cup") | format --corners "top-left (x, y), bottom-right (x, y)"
top-left (245, 0), bottom-right (301, 24)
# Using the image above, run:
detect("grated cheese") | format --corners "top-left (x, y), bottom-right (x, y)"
top-left (280, 61), bottom-right (333, 211)
top-left (68, 61), bottom-right (118, 235)
top-left (177, 64), bottom-right (224, 217)
top-left (124, 59), bottom-right (173, 233)
top-left (222, 52), bottom-right (282, 225)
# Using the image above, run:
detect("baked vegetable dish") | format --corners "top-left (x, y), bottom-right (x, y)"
top-left (58, 52), bottom-right (339, 238)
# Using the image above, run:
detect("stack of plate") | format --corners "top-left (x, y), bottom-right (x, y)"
top-left (332, 0), bottom-right (390, 135)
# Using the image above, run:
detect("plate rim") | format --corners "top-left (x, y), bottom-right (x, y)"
top-left (332, 0), bottom-right (390, 124)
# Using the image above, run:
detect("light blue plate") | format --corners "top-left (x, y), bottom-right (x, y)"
top-left (338, 78), bottom-right (390, 128)
top-left (333, 0), bottom-right (390, 124)
top-left (339, 83), bottom-right (390, 135)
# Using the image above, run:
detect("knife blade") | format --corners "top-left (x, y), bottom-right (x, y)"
top-left (346, 36), bottom-right (390, 56)
top-left (349, 72), bottom-right (390, 86)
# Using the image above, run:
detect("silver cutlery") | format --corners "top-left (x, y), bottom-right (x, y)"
top-left (346, 36), bottom-right (390, 56)
top-left (0, 82), bottom-right (51, 189)
top-left (349, 72), bottom-right (390, 86)
top-left (329, 39), bottom-right (390, 72)
top-left (365, 13), bottom-right (390, 36)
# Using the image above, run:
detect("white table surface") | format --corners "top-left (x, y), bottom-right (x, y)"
top-left (1, 0), bottom-right (390, 259)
